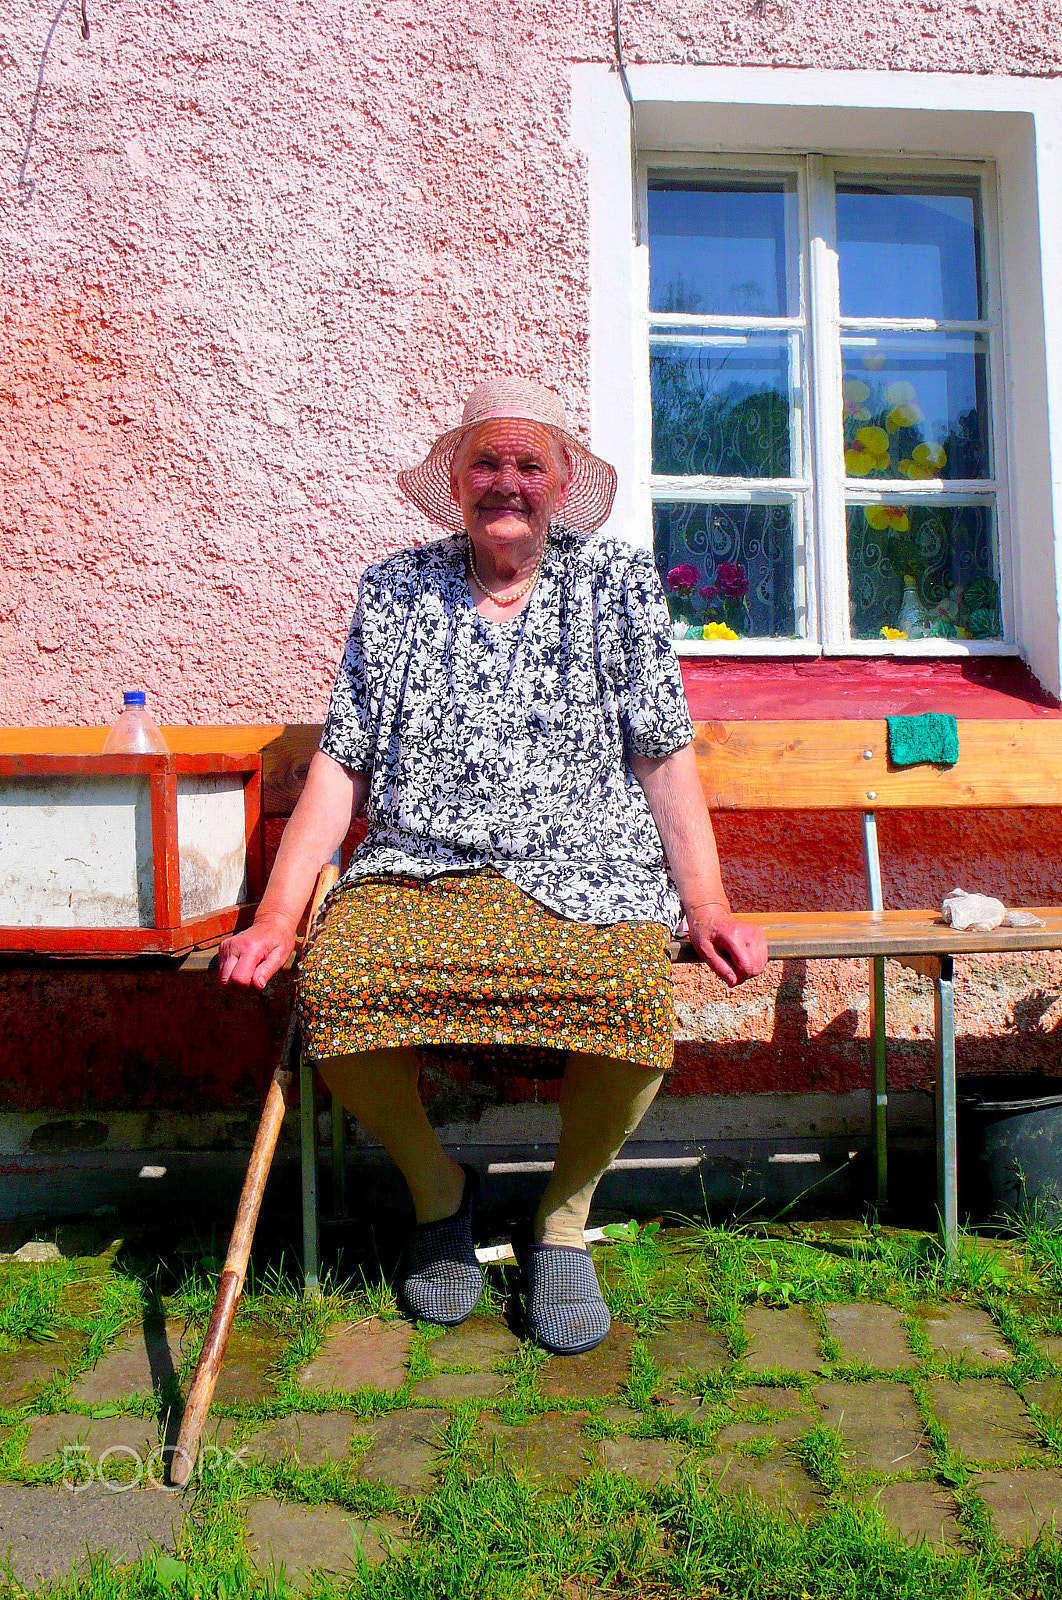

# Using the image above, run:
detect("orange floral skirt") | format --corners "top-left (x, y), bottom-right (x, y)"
top-left (297, 871), bottom-right (674, 1075)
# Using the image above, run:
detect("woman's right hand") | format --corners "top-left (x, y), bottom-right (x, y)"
top-left (219, 912), bottom-right (299, 989)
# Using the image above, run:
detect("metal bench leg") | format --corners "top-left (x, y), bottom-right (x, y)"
top-left (869, 954), bottom-right (887, 1206)
top-left (934, 955), bottom-right (958, 1262)
top-left (300, 1043), bottom-right (321, 1299)
top-left (331, 1093), bottom-right (347, 1216)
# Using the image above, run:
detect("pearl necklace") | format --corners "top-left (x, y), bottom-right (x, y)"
top-left (467, 541), bottom-right (544, 605)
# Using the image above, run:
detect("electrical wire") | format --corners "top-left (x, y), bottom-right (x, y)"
top-left (612, 0), bottom-right (642, 239)
top-left (17, 0), bottom-right (90, 202)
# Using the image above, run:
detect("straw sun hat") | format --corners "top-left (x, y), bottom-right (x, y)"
top-left (397, 376), bottom-right (617, 536)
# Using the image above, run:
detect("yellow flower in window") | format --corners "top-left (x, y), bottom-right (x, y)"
top-left (845, 426), bottom-right (891, 475)
top-left (899, 441), bottom-right (947, 479)
top-left (886, 402), bottom-right (923, 432)
top-left (842, 378), bottom-right (872, 421)
top-left (702, 622), bottom-right (740, 641)
top-left (880, 626), bottom-right (908, 639)
top-left (884, 381), bottom-right (917, 405)
top-left (865, 505), bottom-right (910, 533)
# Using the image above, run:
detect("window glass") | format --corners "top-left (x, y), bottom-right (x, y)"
top-left (836, 181), bottom-right (983, 321)
top-left (654, 502), bottom-right (800, 640)
top-left (648, 178), bottom-right (797, 317)
top-left (841, 333), bottom-right (990, 481)
top-left (847, 504), bottom-right (1001, 641)
top-left (650, 329), bottom-right (795, 478)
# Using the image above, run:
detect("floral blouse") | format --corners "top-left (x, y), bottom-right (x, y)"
top-left (320, 524), bottom-right (696, 931)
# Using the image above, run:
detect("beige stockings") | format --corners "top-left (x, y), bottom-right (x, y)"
top-left (316, 1048), bottom-right (665, 1243)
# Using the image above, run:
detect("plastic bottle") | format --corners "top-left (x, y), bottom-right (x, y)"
top-left (102, 691), bottom-right (170, 754)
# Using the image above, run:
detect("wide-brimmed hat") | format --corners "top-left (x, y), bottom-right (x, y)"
top-left (397, 376), bottom-right (617, 535)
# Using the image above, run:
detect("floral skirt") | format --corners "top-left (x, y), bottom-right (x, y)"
top-left (297, 871), bottom-right (674, 1075)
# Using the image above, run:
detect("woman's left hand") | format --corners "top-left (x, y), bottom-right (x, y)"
top-left (686, 905), bottom-right (769, 988)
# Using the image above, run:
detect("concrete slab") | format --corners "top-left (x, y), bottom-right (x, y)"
top-left (715, 1415), bottom-right (813, 1451)
top-left (299, 1318), bottom-right (412, 1395)
top-left (598, 1436), bottom-right (682, 1486)
top-left (427, 1318), bottom-right (520, 1370)
top-left (975, 1469), bottom-right (1062, 1543)
top-left (21, 1413), bottom-right (159, 1479)
top-left (919, 1307), bottom-right (1011, 1366)
top-left (242, 1412), bottom-right (358, 1469)
top-left (352, 1408), bottom-right (447, 1496)
top-left (743, 1307), bottom-right (822, 1374)
top-left (0, 1483), bottom-right (182, 1584)
top-left (734, 1384), bottom-right (808, 1415)
top-left (653, 1391), bottom-right (715, 1424)
top-left (647, 1320), bottom-right (729, 1382)
top-left (0, 1331), bottom-right (84, 1406)
top-left (813, 1380), bottom-right (931, 1475)
top-left (700, 1453), bottom-right (820, 1517)
top-left (413, 1370), bottom-right (507, 1402)
top-left (601, 1405), bottom-right (640, 1432)
top-left (477, 1414), bottom-right (592, 1487)
top-left (861, 1481), bottom-right (964, 1548)
top-left (1037, 1335), bottom-right (1062, 1364)
top-left (538, 1324), bottom-right (634, 1400)
top-left (69, 1318), bottom-right (189, 1404)
top-left (825, 1303), bottom-right (912, 1369)
top-left (926, 1378), bottom-right (1041, 1465)
top-left (1021, 1378), bottom-right (1062, 1423)
top-left (207, 1324), bottom-right (285, 1406)
top-left (244, 1498), bottom-right (408, 1588)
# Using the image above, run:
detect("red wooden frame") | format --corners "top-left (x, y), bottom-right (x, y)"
top-left (0, 752), bottom-right (264, 957)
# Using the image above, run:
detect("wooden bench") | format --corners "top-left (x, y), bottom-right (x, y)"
top-left (5, 718), bottom-right (1062, 1271)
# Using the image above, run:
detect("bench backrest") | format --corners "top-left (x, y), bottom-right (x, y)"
top-left (4, 717), bottom-right (1062, 817)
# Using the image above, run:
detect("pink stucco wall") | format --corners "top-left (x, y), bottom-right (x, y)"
top-left (4, 2), bottom-right (1062, 1120)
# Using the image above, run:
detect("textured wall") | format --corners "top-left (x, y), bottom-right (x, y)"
top-left (4, 1), bottom-right (1062, 1119)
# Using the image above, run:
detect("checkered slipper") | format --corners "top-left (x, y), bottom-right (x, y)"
top-left (524, 1242), bottom-right (611, 1356)
top-left (400, 1166), bottom-right (484, 1327)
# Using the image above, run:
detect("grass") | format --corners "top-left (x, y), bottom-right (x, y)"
top-left (2, 1212), bottom-right (1062, 1597)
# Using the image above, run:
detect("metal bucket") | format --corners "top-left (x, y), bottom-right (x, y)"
top-left (958, 1075), bottom-right (1062, 1226)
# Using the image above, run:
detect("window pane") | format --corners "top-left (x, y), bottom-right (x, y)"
top-left (836, 179), bottom-right (983, 321)
top-left (654, 502), bottom-right (801, 639)
top-left (841, 334), bottom-right (990, 481)
top-left (847, 504), bottom-right (1001, 640)
top-left (650, 331), bottom-right (795, 478)
top-left (648, 176), bottom-right (797, 317)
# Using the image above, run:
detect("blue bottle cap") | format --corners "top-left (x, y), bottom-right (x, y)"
top-left (123, 691), bottom-right (147, 707)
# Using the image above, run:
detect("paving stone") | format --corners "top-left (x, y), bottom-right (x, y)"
top-left (413, 1370), bottom-right (507, 1402)
top-left (69, 1318), bottom-right (189, 1405)
top-left (352, 1408), bottom-right (447, 1495)
top-left (1022, 1377), bottom-right (1062, 1422)
top-left (653, 1391), bottom-right (715, 1424)
top-left (700, 1453), bottom-right (820, 1517)
top-left (539, 1323), bottom-right (634, 1399)
top-left (734, 1384), bottom-right (808, 1415)
top-left (477, 1414), bottom-right (592, 1486)
top-left (861, 1481), bottom-right (964, 1548)
top-left (743, 1306), bottom-right (822, 1374)
top-left (1037, 1335), bottom-right (1062, 1364)
top-left (209, 1323), bottom-right (285, 1405)
top-left (813, 1380), bottom-right (931, 1475)
top-left (825, 1303), bottom-right (913, 1369)
top-left (598, 1436), bottom-right (682, 1486)
top-left (975, 1468), bottom-right (1062, 1543)
top-left (427, 1318), bottom-right (520, 1370)
top-left (21, 1413), bottom-right (159, 1477)
top-left (927, 1378), bottom-right (1041, 1464)
top-left (242, 1412), bottom-right (358, 1469)
top-left (647, 1320), bottom-right (729, 1382)
top-left (244, 1498), bottom-right (408, 1588)
top-left (300, 1318), bottom-right (412, 1395)
top-left (920, 1306), bottom-right (1011, 1366)
top-left (715, 1415), bottom-right (812, 1451)
top-left (601, 1405), bottom-right (640, 1432)
top-left (0, 1483), bottom-right (182, 1584)
top-left (0, 1331), bottom-right (85, 1406)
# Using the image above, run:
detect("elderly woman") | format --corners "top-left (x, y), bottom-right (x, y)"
top-left (220, 376), bottom-right (766, 1355)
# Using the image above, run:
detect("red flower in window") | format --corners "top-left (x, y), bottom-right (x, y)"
top-left (716, 562), bottom-right (750, 600)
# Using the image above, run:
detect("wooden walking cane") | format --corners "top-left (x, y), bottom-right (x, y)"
top-left (170, 861), bottom-right (339, 1488)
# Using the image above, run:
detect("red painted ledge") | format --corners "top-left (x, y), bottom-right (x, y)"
top-left (678, 656), bottom-right (1062, 721)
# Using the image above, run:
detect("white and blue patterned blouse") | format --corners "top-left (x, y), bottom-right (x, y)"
top-left (320, 524), bottom-right (695, 931)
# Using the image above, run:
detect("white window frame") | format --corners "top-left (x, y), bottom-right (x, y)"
top-left (571, 66), bottom-right (1062, 696)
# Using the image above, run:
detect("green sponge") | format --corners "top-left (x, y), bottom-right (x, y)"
top-left (886, 713), bottom-right (959, 767)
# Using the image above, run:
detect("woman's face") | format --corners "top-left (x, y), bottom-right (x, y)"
top-left (450, 420), bottom-right (570, 550)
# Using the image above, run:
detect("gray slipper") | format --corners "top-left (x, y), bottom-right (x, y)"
top-left (525, 1242), bottom-right (610, 1355)
top-left (400, 1167), bottom-right (484, 1326)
